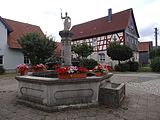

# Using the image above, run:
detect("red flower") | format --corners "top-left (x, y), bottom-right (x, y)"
top-left (17, 64), bottom-right (29, 73)
top-left (32, 64), bottom-right (47, 72)
top-left (98, 64), bottom-right (103, 70)
top-left (78, 67), bottom-right (88, 73)
top-left (56, 67), bottom-right (69, 74)
top-left (93, 64), bottom-right (107, 73)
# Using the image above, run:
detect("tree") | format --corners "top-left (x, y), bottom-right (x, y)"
top-left (107, 42), bottom-right (133, 64)
top-left (72, 43), bottom-right (93, 59)
top-left (150, 57), bottom-right (160, 72)
top-left (18, 32), bottom-right (57, 65)
top-left (149, 48), bottom-right (160, 59)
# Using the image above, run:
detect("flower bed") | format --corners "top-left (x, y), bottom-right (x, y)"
top-left (56, 66), bottom-right (88, 79)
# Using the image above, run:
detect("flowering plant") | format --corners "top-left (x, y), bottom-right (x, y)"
top-left (32, 63), bottom-right (47, 72)
top-left (93, 64), bottom-right (108, 74)
top-left (17, 64), bottom-right (29, 75)
top-left (56, 66), bottom-right (88, 75)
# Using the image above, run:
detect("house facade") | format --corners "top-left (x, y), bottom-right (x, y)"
top-left (0, 17), bottom-right (43, 72)
top-left (70, 8), bottom-right (139, 67)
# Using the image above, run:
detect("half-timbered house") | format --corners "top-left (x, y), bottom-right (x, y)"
top-left (71, 8), bottom-right (139, 67)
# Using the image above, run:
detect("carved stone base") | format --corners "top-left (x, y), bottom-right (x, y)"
top-left (15, 74), bottom-right (113, 112)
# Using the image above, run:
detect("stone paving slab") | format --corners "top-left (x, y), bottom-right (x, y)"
top-left (0, 73), bottom-right (160, 120)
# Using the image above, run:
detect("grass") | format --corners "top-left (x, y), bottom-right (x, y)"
top-left (0, 72), bottom-right (17, 78)
top-left (138, 66), bottom-right (152, 72)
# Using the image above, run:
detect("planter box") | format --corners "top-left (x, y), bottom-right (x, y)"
top-left (58, 73), bottom-right (87, 79)
top-left (15, 73), bottom-right (113, 112)
top-left (98, 82), bottom-right (125, 108)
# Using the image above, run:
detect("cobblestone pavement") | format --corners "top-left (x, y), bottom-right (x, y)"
top-left (0, 73), bottom-right (160, 120)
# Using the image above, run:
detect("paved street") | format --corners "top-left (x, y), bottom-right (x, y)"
top-left (0, 73), bottom-right (160, 120)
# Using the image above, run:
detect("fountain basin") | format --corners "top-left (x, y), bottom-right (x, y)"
top-left (15, 73), bottom-right (113, 111)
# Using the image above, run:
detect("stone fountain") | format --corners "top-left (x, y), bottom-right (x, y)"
top-left (15, 12), bottom-right (125, 112)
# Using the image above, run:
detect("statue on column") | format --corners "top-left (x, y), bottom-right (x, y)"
top-left (61, 11), bottom-right (71, 31)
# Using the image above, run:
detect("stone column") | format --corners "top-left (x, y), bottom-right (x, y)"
top-left (59, 30), bottom-right (73, 66)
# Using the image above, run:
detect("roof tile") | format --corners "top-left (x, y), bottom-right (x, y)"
top-left (138, 41), bottom-right (153, 52)
top-left (4, 18), bottom-right (44, 48)
top-left (71, 8), bottom-right (133, 40)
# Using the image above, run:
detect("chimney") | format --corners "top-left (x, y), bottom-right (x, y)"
top-left (108, 8), bottom-right (112, 22)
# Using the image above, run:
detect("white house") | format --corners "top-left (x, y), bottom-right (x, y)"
top-left (0, 17), bottom-right (43, 72)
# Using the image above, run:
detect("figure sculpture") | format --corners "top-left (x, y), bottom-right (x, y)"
top-left (61, 12), bottom-right (71, 31)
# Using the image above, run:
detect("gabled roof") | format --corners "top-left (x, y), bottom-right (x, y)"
top-left (71, 8), bottom-right (139, 40)
top-left (0, 16), bottom-right (13, 33)
top-left (4, 18), bottom-right (44, 48)
top-left (138, 41), bottom-right (153, 52)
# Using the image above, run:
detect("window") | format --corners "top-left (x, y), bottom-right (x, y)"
top-left (24, 56), bottom-right (30, 64)
top-left (0, 56), bottom-right (3, 64)
top-left (98, 53), bottom-right (105, 62)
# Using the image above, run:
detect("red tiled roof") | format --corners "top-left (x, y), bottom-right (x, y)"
top-left (71, 8), bottom-right (139, 40)
top-left (4, 18), bottom-right (44, 48)
top-left (138, 41), bottom-right (153, 52)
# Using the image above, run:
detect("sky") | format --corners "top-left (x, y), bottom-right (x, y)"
top-left (0, 0), bottom-right (160, 45)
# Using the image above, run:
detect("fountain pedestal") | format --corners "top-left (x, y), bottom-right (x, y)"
top-left (59, 30), bottom-right (73, 66)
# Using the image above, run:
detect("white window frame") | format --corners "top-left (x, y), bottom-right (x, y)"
top-left (24, 56), bottom-right (30, 64)
top-left (98, 53), bottom-right (105, 62)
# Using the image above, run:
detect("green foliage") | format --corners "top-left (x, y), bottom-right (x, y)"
top-left (128, 61), bottom-right (139, 72)
top-left (114, 61), bottom-right (139, 72)
top-left (107, 42), bottom-right (133, 64)
top-left (150, 57), bottom-right (160, 72)
top-left (45, 56), bottom-right (61, 70)
top-left (72, 43), bottom-right (93, 59)
top-left (80, 58), bottom-right (98, 70)
top-left (72, 58), bottom-right (80, 67)
top-left (18, 33), bottom-right (57, 65)
top-left (0, 66), bottom-right (5, 74)
top-left (149, 48), bottom-right (160, 59)
top-left (119, 63), bottom-right (130, 72)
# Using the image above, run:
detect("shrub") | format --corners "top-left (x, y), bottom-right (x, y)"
top-left (114, 63), bottom-right (130, 72)
top-left (119, 63), bottom-right (130, 72)
top-left (72, 58), bottom-right (80, 67)
top-left (114, 65), bottom-right (120, 71)
top-left (150, 57), bottom-right (160, 72)
top-left (128, 61), bottom-right (139, 72)
top-left (149, 48), bottom-right (160, 59)
top-left (0, 66), bottom-right (5, 74)
top-left (80, 59), bottom-right (98, 70)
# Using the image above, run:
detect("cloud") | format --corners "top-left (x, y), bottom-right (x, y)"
top-left (139, 23), bottom-right (157, 38)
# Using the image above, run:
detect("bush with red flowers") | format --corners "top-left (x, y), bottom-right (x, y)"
top-left (32, 64), bottom-right (47, 72)
top-left (17, 64), bottom-right (29, 75)
top-left (93, 64), bottom-right (108, 74)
